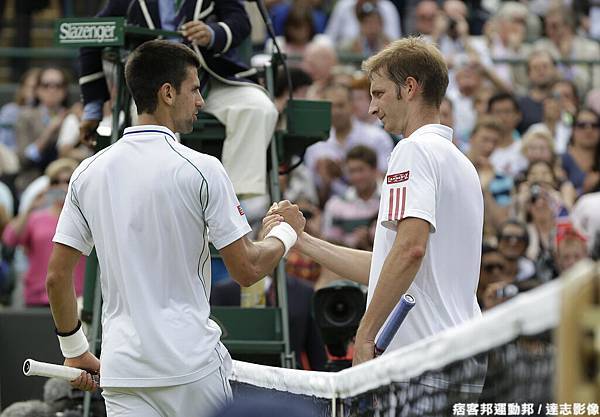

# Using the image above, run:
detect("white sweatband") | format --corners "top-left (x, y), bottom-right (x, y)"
top-left (266, 222), bottom-right (297, 257)
top-left (58, 327), bottom-right (89, 358)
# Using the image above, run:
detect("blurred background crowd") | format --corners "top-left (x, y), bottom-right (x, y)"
top-left (0, 0), bottom-right (599, 415)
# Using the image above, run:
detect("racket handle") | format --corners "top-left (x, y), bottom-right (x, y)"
top-left (375, 294), bottom-right (416, 355)
top-left (23, 359), bottom-right (99, 384)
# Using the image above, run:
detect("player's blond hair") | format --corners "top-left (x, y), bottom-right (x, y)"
top-left (362, 37), bottom-right (448, 108)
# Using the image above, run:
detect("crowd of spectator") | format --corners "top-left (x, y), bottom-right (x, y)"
top-left (0, 0), bottom-right (600, 412)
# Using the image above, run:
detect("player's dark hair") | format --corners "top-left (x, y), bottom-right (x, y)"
top-left (125, 40), bottom-right (200, 114)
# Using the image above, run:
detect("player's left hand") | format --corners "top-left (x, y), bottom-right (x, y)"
top-left (181, 21), bottom-right (213, 47)
top-left (352, 336), bottom-right (375, 366)
top-left (64, 351), bottom-right (100, 392)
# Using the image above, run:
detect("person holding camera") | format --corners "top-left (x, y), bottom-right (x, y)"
top-left (1, 158), bottom-right (85, 307)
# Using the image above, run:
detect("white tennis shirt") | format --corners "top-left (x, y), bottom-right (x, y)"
top-left (368, 124), bottom-right (483, 352)
top-left (54, 125), bottom-right (251, 387)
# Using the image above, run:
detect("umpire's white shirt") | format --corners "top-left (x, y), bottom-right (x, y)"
top-left (368, 124), bottom-right (483, 351)
top-left (54, 125), bottom-right (251, 387)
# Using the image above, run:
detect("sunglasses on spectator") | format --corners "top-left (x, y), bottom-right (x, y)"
top-left (483, 263), bottom-right (505, 273)
top-left (574, 121), bottom-right (600, 129)
top-left (50, 178), bottom-right (70, 185)
top-left (500, 234), bottom-right (527, 243)
top-left (40, 81), bottom-right (65, 89)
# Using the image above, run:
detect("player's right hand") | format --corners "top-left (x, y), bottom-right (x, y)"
top-left (79, 119), bottom-right (100, 148)
top-left (259, 212), bottom-right (284, 240)
top-left (271, 200), bottom-right (306, 235)
top-left (64, 351), bottom-right (100, 392)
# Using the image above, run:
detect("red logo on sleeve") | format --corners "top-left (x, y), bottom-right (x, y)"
top-left (237, 205), bottom-right (245, 216)
top-left (387, 171), bottom-right (410, 184)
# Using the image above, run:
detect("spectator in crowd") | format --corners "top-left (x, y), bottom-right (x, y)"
top-left (555, 227), bottom-right (589, 274)
top-left (467, 117), bottom-right (512, 239)
top-left (325, 0), bottom-right (401, 47)
top-left (304, 84), bottom-right (393, 205)
top-left (477, 243), bottom-right (512, 310)
top-left (534, 4), bottom-right (600, 94)
top-left (497, 219), bottom-right (536, 282)
top-left (55, 101), bottom-right (96, 162)
top-left (517, 50), bottom-right (559, 133)
top-left (0, 67), bottom-right (40, 151)
top-left (340, 1), bottom-right (391, 57)
top-left (2, 158), bottom-right (85, 307)
top-left (482, 2), bottom-right (531, 88)
top-left (517, 171), bottom-right (562, 283)
top-left (270, 0), bottom-right (327, 40)
top-left (552, 79), bottom-right (579, 125)
top-left (561, 107), bottom-right (600, 195)
top-left (571, 190), bottom-right (600, 255)
top-left (517, 125), bottom-right (577, 208)
top-left (488, 92), bottom-right (525, 177)
top-left (322, 145), bottom-right (380, 250)
top-left (528, 81), bottom-right (577, 155)
top-left (351, 75), bottom-right (379, 126)
top-left (447, 60), bottom-right (481, 148)
top-left (302, 38), bottom-right (338, 99)
top-left (14, 66), bottom-right (70, 195)
top-left (519, 125), bottom-right (556, 169)
top-left (266, 1), bottom-right (318, 56)
top-left (409, 0), bottom-right (439, 37)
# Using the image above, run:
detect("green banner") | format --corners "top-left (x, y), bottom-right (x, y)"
top-left (54, 17), bottom-right (125, 47)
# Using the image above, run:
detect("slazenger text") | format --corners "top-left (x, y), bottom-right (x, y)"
top-left (59, 23), bottom-right (116, 43)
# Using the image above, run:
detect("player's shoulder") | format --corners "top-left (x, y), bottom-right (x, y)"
top-left (169, 141), bottom-right (222, 169)
top-left (70, 144), bottom-right (118, 186)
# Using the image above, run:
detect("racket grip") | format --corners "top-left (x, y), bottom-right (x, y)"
top-left (23, 359), bottom-right (99, 384)
top-left (375, 294), bottom-right (416, 355)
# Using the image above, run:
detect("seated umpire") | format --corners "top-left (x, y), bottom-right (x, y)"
top-left (78, 0), bottom-right (278, 197)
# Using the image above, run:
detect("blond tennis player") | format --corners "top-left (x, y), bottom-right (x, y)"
top-left (269, 37), bottom-right (484, 367)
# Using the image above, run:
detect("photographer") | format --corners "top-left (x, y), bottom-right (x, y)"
top-left (513, 161), bottom-right (570, 282)
top-left (1, 158), bottom-right (85, 306)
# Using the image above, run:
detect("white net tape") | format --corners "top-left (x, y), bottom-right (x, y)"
top-left (230, 260), bottom-right (596, 401)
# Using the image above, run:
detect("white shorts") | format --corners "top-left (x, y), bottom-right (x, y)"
top-left (102, 367), bottom-right (232, 417)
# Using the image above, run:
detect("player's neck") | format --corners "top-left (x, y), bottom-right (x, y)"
top-left (402, 106), bottom-right (440, 137)
top-left (137, 112), bottom-right (176, 133)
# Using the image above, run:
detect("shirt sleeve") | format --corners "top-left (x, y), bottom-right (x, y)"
top-left (204, 157), bottom-right (252, 250)
top-left (380, 141), bottom-right (437, 233)
top-left (53, 184), bottom-right (94, 256)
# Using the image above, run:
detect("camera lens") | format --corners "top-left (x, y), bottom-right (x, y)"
top-left (324, 294), bottom-right (357, 327)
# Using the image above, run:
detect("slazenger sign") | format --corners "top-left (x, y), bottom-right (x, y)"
top-left (54, 18), bottom-right (125, 47)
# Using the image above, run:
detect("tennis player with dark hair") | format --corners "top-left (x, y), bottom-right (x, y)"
top-left (46, 40), bottom-right (305, 417)
top-left (268, 37), bottom-right (484, 366)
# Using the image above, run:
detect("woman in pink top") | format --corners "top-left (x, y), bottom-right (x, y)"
top-left (2, 158), bottom-right (85, 306)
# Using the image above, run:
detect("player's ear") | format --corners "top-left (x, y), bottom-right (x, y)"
top-left (158, 82), bottom-right (176, 106)
top-left (404, 77), bottom-right (419, 101)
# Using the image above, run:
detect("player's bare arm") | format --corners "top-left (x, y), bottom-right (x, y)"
top-left (294, 232), bottom-right (372, 286)
top-left (353, 217), bottom-right (429, 366)
top-left (46, 243), bottom-right (100, 391)
top-left (262, 201), bottom-right (372, 284)
top-left (220, 201), bottom-right (305, 287)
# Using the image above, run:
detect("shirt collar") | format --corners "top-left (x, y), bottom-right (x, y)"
top-left (122, 125), bottom-right (179, 142)
top-left (408, 124), bottom-right (453, 142)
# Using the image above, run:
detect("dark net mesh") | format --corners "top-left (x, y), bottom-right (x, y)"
top-left (231, 331), bottom-right (555, 417)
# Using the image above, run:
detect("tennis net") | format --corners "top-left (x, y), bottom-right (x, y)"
top-left (228, 261), bottom-right (596, 417)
